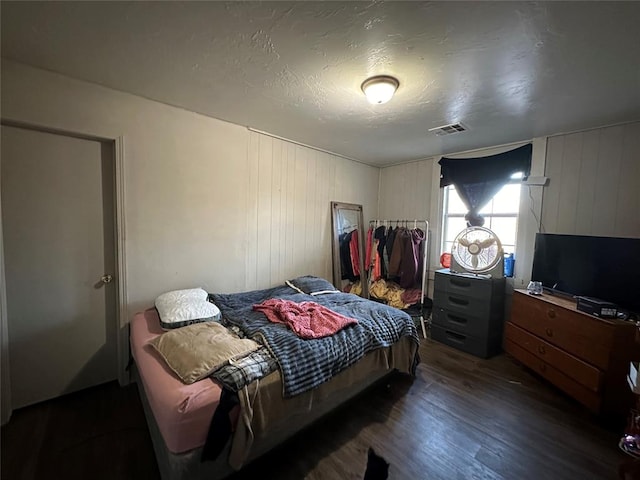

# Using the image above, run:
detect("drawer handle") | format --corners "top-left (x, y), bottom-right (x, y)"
top-left (450, 279), bottom-right (471, 288)
top-left (449, 296), bottom-right (469, 306)
top-left (538, 345), bottom-right (546, 355)
top-left (547, 309), bottom-right (556, 319)
top-left (447, 314), bottom-right (467, 325)
top-left (540, 363), bottom-right (547, 373)
top-left (545, 328), bottom-right (553, 337)
top-left (445, 330), bottom-right (466, 344)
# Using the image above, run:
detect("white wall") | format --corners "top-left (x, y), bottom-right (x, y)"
top-left (378, 159), bottom-right (434, 221)
top-left (245, 132), bottom-right (379, 290)
top-left (542, 121), bottom-right (640, 238)
top-left (0, 59), bottom-right (379, 322)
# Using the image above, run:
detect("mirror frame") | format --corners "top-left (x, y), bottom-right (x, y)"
top-left (330, 201), bottom-right (368, 298)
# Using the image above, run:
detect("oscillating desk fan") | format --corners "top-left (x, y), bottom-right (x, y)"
top-left (450, 226), bottom-right (504, 278)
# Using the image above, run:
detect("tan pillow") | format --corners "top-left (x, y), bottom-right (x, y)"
top-left (149, 322), bottom-right (259, 384)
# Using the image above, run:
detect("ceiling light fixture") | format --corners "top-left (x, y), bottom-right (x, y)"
top-left (361, 75), bottom-right (399, 105)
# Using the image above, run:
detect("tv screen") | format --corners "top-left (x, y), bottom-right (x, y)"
top-left (531, 233), bottom-right (640, 315)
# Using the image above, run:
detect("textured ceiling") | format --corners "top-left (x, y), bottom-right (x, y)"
top-left (2, 1), bottom-right (640, 166)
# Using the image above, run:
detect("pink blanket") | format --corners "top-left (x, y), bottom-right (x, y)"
top-left (253, 299), bottom-right (358, 339)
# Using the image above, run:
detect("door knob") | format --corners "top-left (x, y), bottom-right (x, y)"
top-left (101, 274), bottom-right (113, 284)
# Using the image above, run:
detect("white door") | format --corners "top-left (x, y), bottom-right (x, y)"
top-left (1, 125), bottom-right (117, 408)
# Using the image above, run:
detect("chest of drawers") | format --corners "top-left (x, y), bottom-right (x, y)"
top-left (431, 269), bottom-right (505, 358)
top-left (504, 289), bottom-right (640, 418)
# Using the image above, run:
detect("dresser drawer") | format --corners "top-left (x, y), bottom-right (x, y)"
top-left (434, 271), bottom-right (496, 300)
top-left (504, 322), bottom-right (603, 393)
top-left (431, 324), bottom-right (500, 359)
top-left (509, 292), bottom-right (614, 369)
top-left (433, 289), bottom-right (492, 319)
top-left (504, 339), bottom-right (602, 412)
top-left (432, 308), bottom-right (494, 337)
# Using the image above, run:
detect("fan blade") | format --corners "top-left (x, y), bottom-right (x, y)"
top-left (479, 237), bottom-right (496, 249)
top-left (459, 237), bottom-right (470, 247)
top-left (472, 254), bottom-right (478, 269)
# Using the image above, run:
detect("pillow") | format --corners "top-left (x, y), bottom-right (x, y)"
top-left (155, 288), bottom-right (221, 330)
top-left (286, 276), bottom-right (340, 295)
top-left (149, 322), bottom-right (259, 384)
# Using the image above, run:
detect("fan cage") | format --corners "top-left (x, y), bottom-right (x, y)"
top-left (451, 226), bottom-right (503, 274)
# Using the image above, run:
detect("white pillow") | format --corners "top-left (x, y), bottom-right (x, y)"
top-left (155, 288), bottom-right (221, 330)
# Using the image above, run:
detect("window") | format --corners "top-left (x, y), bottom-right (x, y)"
top-left (441, 174), bottom-right (522, 255)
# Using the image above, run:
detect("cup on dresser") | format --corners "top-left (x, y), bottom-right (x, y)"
top-left (527, 281), bottom-right (543, 295)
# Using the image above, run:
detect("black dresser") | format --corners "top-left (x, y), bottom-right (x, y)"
top-left (431, 269), bottom-right (505, 358)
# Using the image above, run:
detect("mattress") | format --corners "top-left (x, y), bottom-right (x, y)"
top-left (130, 308), bottom-right (223, 453)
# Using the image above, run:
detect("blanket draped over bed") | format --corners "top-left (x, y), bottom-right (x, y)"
top-left (211, 284), bottom-right (419, 398)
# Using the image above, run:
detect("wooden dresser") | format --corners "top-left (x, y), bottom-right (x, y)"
top-left (504, 289), bottom-right (640, 419)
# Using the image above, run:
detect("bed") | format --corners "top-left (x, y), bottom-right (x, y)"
top-left (130, 276), bottom-right (420, 480)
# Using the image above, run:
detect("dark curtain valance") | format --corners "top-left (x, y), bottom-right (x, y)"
top-left (438, 144), bottom-right (532, 227)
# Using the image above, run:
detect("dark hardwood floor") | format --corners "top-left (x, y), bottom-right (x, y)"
top-left (2, 338), bottom-right (637, 480)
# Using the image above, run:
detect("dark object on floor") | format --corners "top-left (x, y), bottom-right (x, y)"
top-left (364, 447), bottom-right (389, 480)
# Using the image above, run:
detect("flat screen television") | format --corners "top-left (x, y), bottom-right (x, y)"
top-left (531, 233), bottom-right (640, 315)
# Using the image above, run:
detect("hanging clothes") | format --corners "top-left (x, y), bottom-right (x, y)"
top-left (373, 225), bottom-right (387, 280)
top-left (385, 227), bottom-right (426, 289)
top-left (386, 226), bottom-right (398, 262)
top-left (400, 228), bottom-right (425, 288)
top-left (366, 220), bottom-right (430, 321)
top-left (365, 226), bottom-right (374, 272)
top-left (388, 227), bottom-right (408, 278)
top-left (373, 248), bottom-right (382, 281)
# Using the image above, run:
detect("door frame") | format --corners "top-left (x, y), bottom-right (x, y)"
top-left (0, 121), bottom-right (129, 422)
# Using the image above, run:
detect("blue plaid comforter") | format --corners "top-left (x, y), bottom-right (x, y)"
top-left (211, 284), bottom-right (419, 398)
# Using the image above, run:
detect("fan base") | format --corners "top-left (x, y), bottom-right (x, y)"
top-left (450, 255), bottom-right (505, 279)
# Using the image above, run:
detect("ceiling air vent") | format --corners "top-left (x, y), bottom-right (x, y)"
top-left (428, 123), bottom-right (467, 136)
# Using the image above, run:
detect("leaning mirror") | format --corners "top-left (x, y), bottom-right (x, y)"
top-left (330, 201), bottom-right (368, 298)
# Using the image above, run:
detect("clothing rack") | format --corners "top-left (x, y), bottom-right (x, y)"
top-left (367, 219), bottom-right (431, 338)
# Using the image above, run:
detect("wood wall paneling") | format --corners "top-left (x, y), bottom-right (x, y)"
top-left (245, 131), bottom-right (379, 291)
top-left (555, 132), bottom-right (583, 233)
top-left (378, 159), bottom-right (433, 222)
top-left (574, 131), bottom-right (599, 235)
top-left (592, 126), bottom-right (623, 236)
top-left (245, 132), bottom-right (260, 290)
top-left (541, 136), bottom-right (564, 234)
top-left (615, 123), bottom-right (640, 237)
top-left (284, 143), bottom-right (297, 281)
top-left (542, 122), bottom-right (639, 238)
